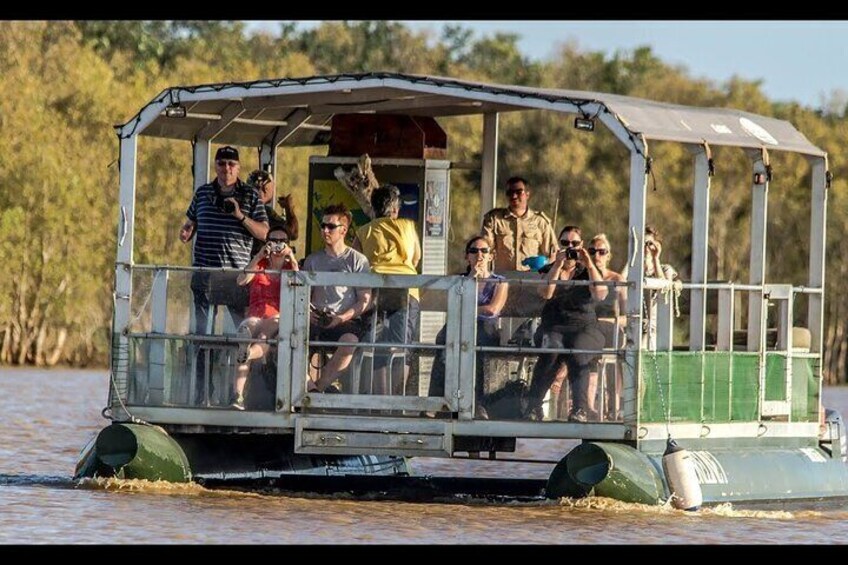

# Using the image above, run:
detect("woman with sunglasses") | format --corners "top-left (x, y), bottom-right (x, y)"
top-left (526, 225), bottom-right (607, 422)
top-left (427, 235), bottom-right (508, 418)
top-left (230, 226), bottom-right (299, 410)
top-left (587, 233), bottom-right (627, 420)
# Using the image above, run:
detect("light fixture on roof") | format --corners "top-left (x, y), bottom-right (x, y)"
top-left (165, 103), bottom-right (187, 118)
top-left (574, 117), bottom-right (595, 132)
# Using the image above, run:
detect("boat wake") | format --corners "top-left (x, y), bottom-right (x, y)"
top-left (558, 496), bottom-right (812, 520)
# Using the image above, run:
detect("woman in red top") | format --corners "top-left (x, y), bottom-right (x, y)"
top-left (232, 226), bottom-right (298, 409)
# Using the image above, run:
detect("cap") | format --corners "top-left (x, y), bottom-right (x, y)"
top-left (215, 146), bottom-right (239, 161)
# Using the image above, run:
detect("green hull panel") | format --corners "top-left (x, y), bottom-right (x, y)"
top-left (75, 423), bottom-right (192, 482)
top-left (547, 441), bottom-right (848, 505)
top-left (547, 442), bottom-right (666, 504)
top-left (75, 424), bottom-right (410, 484)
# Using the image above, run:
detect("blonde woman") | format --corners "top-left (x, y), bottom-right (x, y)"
top-left (588, 233), bottom-right (627, 420)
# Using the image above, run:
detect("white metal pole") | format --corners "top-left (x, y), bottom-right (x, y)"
top-left (480, 113), bottom-right (499, 220)
top-left (689, 144), bottom-right (711, 351)
top-left (624, 141), bottom-right (649, 427)
top-left (808, 156), bottom-right (828, 356)
top-left (112, 134), bottom-right (138, 418)
top-left (746, 150), bottom-right (769, 353)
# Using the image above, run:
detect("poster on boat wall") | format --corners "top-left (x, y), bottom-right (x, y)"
top-left (424, 176), bottom-right (446, 238)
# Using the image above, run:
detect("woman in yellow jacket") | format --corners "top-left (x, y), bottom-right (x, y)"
top-left (355, 184), bottom-right (422, 395)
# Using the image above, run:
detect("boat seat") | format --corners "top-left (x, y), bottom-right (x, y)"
top-left (351, 348), bottom-right (407, 395)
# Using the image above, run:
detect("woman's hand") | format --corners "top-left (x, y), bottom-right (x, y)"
top-left (576, 246), bottom-right (592, 267)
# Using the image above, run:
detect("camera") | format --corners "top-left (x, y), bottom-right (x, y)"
top-left (213, 192), bottom-right (246, 215)
top-left (311, 305), bottom-right (333, 327)
top-left (269, 241), bottom-right (287, 254)
top-left (565, 248), bottom-right (579, 260)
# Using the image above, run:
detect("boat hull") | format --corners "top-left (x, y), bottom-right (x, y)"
top-left (74, 423), bottom-right (409, 483)
top-left (546, 441), bottom-right (848, 505)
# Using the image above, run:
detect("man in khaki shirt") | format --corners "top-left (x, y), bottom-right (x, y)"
top-left (481, 177), bottom-right (558, 273)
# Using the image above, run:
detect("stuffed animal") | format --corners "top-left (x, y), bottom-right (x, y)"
top-left (333, 154), bottom-right (379, 218)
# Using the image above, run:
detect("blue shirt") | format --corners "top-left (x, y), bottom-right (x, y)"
top-left (477, 273), bottom-right (505, 321)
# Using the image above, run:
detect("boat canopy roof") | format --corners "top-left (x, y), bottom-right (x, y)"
top-left (119, 72), bottom-right (824, 157)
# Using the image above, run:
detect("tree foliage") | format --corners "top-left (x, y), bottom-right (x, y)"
top-left (1, 20), bottom-right (846, 383)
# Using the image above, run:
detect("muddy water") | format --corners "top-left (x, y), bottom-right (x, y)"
top-left (2, 367), bottom-right (847, 544)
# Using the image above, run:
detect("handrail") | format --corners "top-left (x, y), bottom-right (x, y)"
top-left (125, 263), bottom-right (822, 294)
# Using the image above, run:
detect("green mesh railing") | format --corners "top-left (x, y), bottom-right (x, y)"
top-left (639, 351), bottom-right (819, 424)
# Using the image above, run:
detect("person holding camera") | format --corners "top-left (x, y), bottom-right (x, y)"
top-left (640, 225), bottom-right (679, 350)
top-left (525, 225), bottom-right (607, 422)
top-left (247, 169), bottom-right (300, 256)
top-left (179, 146), bottom-right (269, 405)
top-left (303, 204), bottom-right (372, 393)
top-left (231, 225), bottom-right (298, 410)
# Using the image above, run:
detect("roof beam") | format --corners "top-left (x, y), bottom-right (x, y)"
top-left (241, 87), bottom-right (410, 111)
top-left (194, 101), bottom-right (246, 140)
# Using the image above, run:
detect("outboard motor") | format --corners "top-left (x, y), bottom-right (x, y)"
top-left (825, 409), bottom-right (847, 463)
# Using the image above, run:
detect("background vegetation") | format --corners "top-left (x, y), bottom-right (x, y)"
top-left (1, 21), bottom-right (847, 382)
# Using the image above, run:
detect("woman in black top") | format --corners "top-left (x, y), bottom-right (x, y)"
top-left (526, 225), bottom-right (607, 422)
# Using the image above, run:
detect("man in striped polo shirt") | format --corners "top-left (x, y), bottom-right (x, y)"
top-left (179, 146), bottom-right (269, 404)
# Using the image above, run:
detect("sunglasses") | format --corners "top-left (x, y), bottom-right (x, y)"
top-left (588, 248), bottom-right (609, 256)
top-left (320, 222), bottom-right (343, 231)
top-left (560, 239), bottom-right (582, 248)
top-left (267, 237), bottom-right (289, 244)
top-left (506, 189), bottom-right (526, 197)
top-left (216, 160), bottom-right (239, 168)
top-left (467, 247), bottom-right (490, 254)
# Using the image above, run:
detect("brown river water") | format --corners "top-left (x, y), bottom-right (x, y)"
top-left (2, 367), bottom-right (848, 544)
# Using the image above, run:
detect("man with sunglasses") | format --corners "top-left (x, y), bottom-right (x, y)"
top-left (481, 177), bottom-right (557, 274)
top-left (303, 204), bottom-right (372, 393)
top-left (179, 145), bottom-right (269, 404)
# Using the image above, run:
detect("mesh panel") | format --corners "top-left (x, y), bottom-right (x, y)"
top-left (791, 357), bottom-right (819, 422)
top-left (764, 354), bottom-right (787, 401)
top-left (641, 352), bottom-right (761, 423)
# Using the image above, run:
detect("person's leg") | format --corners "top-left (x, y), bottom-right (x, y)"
top-left (251, 316), bottom-right (279, 360)
top-left (233, 317), bottom-right (262, 407)
top-left (225, 303), bottom-right (246, 333)
top-left (475, 319), bottom-right (500, 408)
top-left (586, 370), bottom-right (599, 414)
top-left (398, 297), bottom-right (420, 396)
top-left (307, 324), bottom-right (323, 386)
top-left (566, 325), bottom-right (606, 420)
top-left (527, 329), bottom-right (565, 418)
top-left (313, 323), bottom-right (360, 392)
top-left (372, 297), bottom-right (415, 395)
top-left (427, 325), bottom-right (448, 397)
top-left (191, 272), bottom-right (212, 406)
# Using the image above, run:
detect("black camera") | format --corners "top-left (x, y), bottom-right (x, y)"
top-left (565, 248), bottom-right (579, 260)
top-left (311, 304), bottom-right (333, 328)
top-left (213, 191), bottom-right (246, 215)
